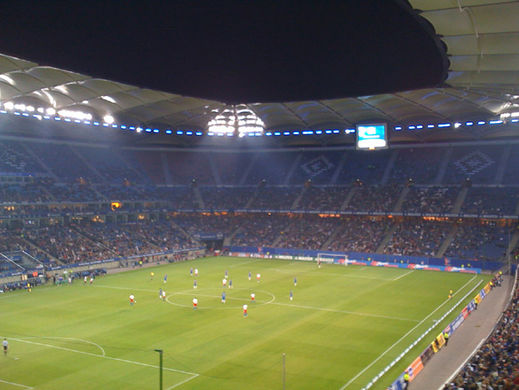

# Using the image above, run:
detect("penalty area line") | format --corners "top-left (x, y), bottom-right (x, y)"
top-left (10, 337), bottom-right (198, 377)
top-left (392, 270), bottom-right (414, 281)
top-left (0, 379), bottom-right (33, 389)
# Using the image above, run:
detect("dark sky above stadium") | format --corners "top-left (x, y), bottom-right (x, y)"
top-left (0, 0), bottom-right (448, 103)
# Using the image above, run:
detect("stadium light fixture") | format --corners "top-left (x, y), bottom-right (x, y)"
top-left (58, 109), bottom-right (92, 121)
top-left (103, 114), bottom-right (115, 124)
top-left (207, 105), bottom-right (265, 137)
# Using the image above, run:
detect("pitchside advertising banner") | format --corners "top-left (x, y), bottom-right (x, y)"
top-left (389, 282), bottom-right (493, 390)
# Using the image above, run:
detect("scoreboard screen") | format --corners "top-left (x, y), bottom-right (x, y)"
top-left (356, 123), bottom-right (388, 150)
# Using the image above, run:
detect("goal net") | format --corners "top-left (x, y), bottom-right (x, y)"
top-left (316, 252), bottom-right (348, 265)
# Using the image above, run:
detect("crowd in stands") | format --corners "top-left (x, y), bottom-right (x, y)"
top-left (299, 186), bottom-right (347, 211)
top-left (444, 274), bottom-right (518, 389)
top-left (200, 187), bottom-right (255, 210)
top-left (445, 222), bottom-right (509, 261)
top-left (23, 225), bottom-right (114, 264)
top-left (326, 217), bottom-right (389, 253)
top-left (462, 187), bottom-right (519, 216)
top-left (232, 214), bottom-right (294, 248)
top-left (344, 184), bottom-right (402, 213)
top-left (0, 137), bottom-right (517, 270)
top-left (0, 214), bottom-right (515, 267)
top-left (402, 186), bottom-right (458, 215)
top-left (383, 220), bottom-right (449, 257)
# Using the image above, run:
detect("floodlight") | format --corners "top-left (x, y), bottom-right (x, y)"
top-left (103, 114), bottom-right (115, 124)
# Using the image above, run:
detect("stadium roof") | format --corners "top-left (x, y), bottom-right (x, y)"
top-left (0, 1), bottom-right (518, 147)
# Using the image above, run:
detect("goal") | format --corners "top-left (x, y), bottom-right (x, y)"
top-left (316, 252), bottom-right (348, 265)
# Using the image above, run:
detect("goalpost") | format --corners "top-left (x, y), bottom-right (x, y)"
top-left (316, 252), bottom-right (348, 265)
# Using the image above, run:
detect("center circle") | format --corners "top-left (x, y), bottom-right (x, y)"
top-left (165, 287), bottom-right (276, 310)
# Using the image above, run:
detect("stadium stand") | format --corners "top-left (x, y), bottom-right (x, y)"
top-left (0, 137), bottom-right (517, 268)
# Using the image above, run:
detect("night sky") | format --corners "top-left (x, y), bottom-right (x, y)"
top-left (0, 0), bottom-right (449, 103)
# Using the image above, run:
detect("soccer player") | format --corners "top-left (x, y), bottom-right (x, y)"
top-left (243, 304), bottom-right (248, 317)
top-left (89, 276), bottom-right (94, 284)
top-left (449, 289), bottom-right (453, 299)
top-left (84, 275), bottom-right (87, 284)
top-left (222, 278), bottom-right (227, 288)
top-left (190, 267), bottom-right (193, 276)
top-left (163, 274), bottom-right (168, 284)
top-left (2, 338), bottom-right (7, 355)
top-left (129, 294), bottom-right (135, 306)
top-left (193, 297), bottom-right (198, 309)
top-left (194, 268), bottom-right (199, 277)
top-left (221, 291), bottom-right (226, 304)
top-left (318, 259), bottom-right (321, 268)
top-left (150, 271), bottom-right (154, 280)
top-left (161, 289), bottom-right (166, 301)
top-left (256, 273), bottom-right (261, 283)
top-left (293, 277), bottom-right (297, 286)
top-left (159, 288), bottom-right (163, 300)
top-left (250, 293), bottom-right (255, 302)
top-left (193, 279), bottom-right (198, 289)
top-left (229, 279), bottom-right (233, 289)
top-left (225, 270), bottom-right (228, 279)
top-left (248, 271), bottom-right (252, 281)
top-left (289, 290), bottom-right (293, 301)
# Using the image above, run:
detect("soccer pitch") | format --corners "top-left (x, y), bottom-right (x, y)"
top-left (0, 257), bottom-right (490, 390)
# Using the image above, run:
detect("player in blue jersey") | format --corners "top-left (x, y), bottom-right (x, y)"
top-left (289, 290), bottom-right (293, 301)
top-left (248, 271), bottom-right (252, 281)
top-left (193, 279), bottom-right (197, 289)
top-left (221, 291), bottom-right (226, 303)
top-left (294, 277), bottom-right (297, 286)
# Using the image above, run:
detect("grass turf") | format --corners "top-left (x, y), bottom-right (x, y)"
top-left (0, 256), bottom-right (490, 389)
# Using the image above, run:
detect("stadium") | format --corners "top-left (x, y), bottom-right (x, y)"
top-left (0, 1), bottom-right (518, 389)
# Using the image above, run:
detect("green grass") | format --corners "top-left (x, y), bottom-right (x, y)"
top-left (0, 257), bottom-right (490, 390)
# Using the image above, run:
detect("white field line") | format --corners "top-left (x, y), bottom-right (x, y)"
top-left (272, 302), bottom-right (419, 322)
top-left (392, 270), bottom-right (414, 281)
top-left (9, 337), bottom-right (198, 377)
top-left (0, 378), bottom-right (34, 389)
top-left (272, 268), bottom-right (389, 280)
top-left (173, 292), bottom-right (256, 303)
top-left (361, 279), bottom-right (484, 390)
top-left (20, 336), bottom-right (105, 356)
top-left (437, 338), bottom-right (485, 390)
top-left (339, 275), bottom-right (479, 390)
top-left (165, 374), bottom-right (199, 390)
